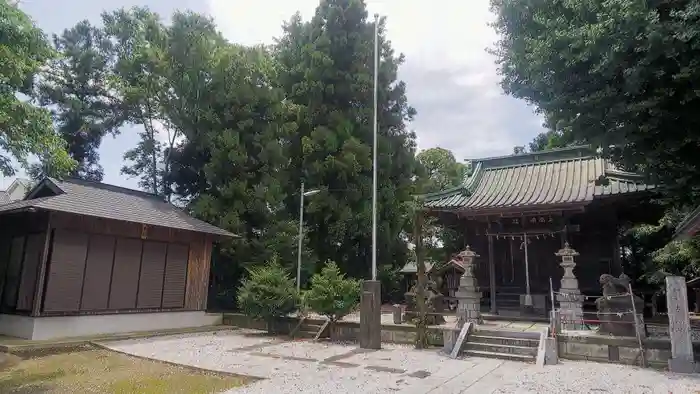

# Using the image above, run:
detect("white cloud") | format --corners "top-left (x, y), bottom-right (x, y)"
top-left (209, 0), bottom-right (545, 160)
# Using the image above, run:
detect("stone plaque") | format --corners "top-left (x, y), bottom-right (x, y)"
top-left (665, 276), bottom-right (697, 373)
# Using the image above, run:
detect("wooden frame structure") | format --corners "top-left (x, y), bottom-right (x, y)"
top-left (0, 178), bottom-right (234, 339)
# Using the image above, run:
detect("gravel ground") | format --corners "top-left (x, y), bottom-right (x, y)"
top-left (98, 330), bottom-right (700, 394)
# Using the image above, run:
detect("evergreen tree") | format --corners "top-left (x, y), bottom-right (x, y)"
top-left (0, 0), bottom-right (74, 177)
top-left (36, 21), bottom-right (124, 181)
top-left (276, 0), bottom-right (419, 279)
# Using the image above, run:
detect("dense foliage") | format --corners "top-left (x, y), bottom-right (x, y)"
top-left (0, 1), bottom-right (74, 177)
top-left (490, 0), bottom-right (700, 206)
top-left (275, 1), bottom-right (419, 280)
top-left (237, 259), bottom-right (299, 333)
top-left (304, 261), bottom-right (361, 323)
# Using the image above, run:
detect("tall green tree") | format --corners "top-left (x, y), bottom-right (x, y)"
top-left (102, 7), bottom-right (170, 195)
top-left (276, 0), bottom-right (419, 279)
top-left (414, 147), bottom-right (466, 261)
top-left (490, 0), bottom-right (700, 206)
top-left (0, 0), bottom-right (74, 177)
top-left (162, 35), bottom-right (311, 303)
top-left (415, 147), bottom-right (466, 193)
top-left (35, 21), bottom-right (124, 181)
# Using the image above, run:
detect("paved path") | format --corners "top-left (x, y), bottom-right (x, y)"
top-left (98, 329), bottom-right (700, 394)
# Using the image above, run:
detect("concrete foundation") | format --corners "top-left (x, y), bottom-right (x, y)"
top-left (0, 311), bottom-right (222, 340)
top-left (360, 280), bottom-right (382, 349)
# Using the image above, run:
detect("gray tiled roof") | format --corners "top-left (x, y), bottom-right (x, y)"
top-left (0, 178), bottom-right (235, 238)
top-left (0, 191), bottom-right (9, 204)
top-left (673, 205), bottom-right (700, 242)
top-left (422, 146), bottom-right (654, 212)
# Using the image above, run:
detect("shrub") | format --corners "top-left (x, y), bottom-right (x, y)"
top-left (304, 261), bottom-right (361, 329)
top-left (237, 259), bottom-right (298, 333)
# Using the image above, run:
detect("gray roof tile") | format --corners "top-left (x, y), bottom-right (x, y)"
top-left (422, 146), bottom-right (654, 212)
top-left (0, 178), bottom-right (235, 238)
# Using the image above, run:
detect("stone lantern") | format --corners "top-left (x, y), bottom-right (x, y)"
top-left (555, 242), bottom-right (584, 330)
top-left (455, 246), bottom-right (482, 327)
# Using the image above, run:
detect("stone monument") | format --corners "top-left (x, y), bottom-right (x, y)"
top-left (595, 273), bottom-right (644, 337)
top-left (455, 246), bottom-right (482, 327)
top-left (665, 276), bottom-right (698, 373)
top-left (555, 243), bottom-right (584, 330)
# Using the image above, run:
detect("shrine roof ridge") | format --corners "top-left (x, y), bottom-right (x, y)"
top-left (465, 145), bottom-right (596, 170)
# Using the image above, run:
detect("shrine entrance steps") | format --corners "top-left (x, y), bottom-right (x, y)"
top-left (462, 329), bottom-right (539, 363)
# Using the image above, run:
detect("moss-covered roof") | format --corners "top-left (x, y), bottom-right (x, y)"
top-left (421, 146), bottom-right (653, 213)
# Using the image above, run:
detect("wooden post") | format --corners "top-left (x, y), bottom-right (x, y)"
top-left (31, 212), bottom-right (52, 317)
top-left (414, 208), bottom-right (428, 349)
top-left (523, 233), bottom-right (532, 306)
top-left (488, 234), bottom-right (496, 313)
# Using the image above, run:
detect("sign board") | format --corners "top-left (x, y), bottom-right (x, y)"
top-left (450, 322), bottom-right (472, 359)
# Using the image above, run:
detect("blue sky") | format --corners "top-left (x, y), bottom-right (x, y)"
top-left (2, 0), bottom-right (546, 190)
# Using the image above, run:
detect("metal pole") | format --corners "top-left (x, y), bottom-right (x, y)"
top-left (523, 233), bottom-right (532, 306)
top-left (628, 283), bottom-right (647, 367)
top-left (549, 276), bottom-right (555, 311)
top-left (371, 13), bottom-right (379, 281)
top-left (297, 182), bottom-right (304, 292)
top-left (549, 276), bottom-right (555, 336)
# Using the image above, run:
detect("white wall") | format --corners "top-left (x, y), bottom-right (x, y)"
top-left (0, 311), bottom-right (222, 340)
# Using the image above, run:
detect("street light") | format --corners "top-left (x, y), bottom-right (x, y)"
top-left (297, 182), bottom-right (320, 292)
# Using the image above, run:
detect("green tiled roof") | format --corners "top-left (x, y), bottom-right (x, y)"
top-left (421, 146), bottom-right (653, 212)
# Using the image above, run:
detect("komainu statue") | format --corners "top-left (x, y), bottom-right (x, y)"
top-left (403, 278), bottom-right (445, 325)
top-left (595, 273), bottom-right (644, 336)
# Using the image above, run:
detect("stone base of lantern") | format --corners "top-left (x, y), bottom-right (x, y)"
top-left (456, 291), bottom-right (482, 326)
top-left (557, 291), bottom-right (584, 330)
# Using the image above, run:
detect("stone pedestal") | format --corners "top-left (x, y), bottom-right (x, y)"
top-left (555, 243), bottom-right (584, 330)
top-left (442, 327), bottom-right (459, 353)
top-left (392, 304), bottom-right (402, 324)
top-left (520, 294), bottom-right (547, 316)
top-left (360, 280), bottom-right (381, 349)
top-left (455, 246), bottom-right (482, 327)
top-left (665, 276), bottom-right (698, 373)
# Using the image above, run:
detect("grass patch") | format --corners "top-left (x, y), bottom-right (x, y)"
top-left (0, 348), bottom-right (253, 393)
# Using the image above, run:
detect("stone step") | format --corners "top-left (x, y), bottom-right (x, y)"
top-left (302, 324), bottom-right (326, 331)
top-left (464, 341), bottom-right (537, 357)
top-left (462, 349), bottom-right (535, 363)
top-left (475, 329), bottom-right (540, 340)
top-left (469, 334), bottom-right (539, 348)
top-left (293, 331), bottom-right (317, 339)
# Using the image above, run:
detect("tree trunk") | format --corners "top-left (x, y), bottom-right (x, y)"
top-left (414, 208), bottom-right (429, 349)
top-left (266, 317), bottom-right (276, 335)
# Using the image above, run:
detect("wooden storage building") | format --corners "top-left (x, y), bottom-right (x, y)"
top-left (0, 177), bottom-right (234, 340)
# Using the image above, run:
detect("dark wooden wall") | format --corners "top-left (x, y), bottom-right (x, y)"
top-left (0, 211), bottom-right (50, 315)
top-left (449, 205), bottom-right (622, 296)
top-left (0, 211), bottom-right (214, 316)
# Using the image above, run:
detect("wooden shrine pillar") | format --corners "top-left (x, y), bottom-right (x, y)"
top-left (488, 234), bottom-right (496, 313)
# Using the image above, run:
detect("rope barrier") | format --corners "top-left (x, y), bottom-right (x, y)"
top-left (552, 290), bottom-right (632, 300)
top-left (559, 318), bottom-right (636, 324)
top-left (552, 308), bottom-right (637, 317)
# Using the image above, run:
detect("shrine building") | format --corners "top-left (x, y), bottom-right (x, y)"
top-left (419, 145), bottom-right (658, 316)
